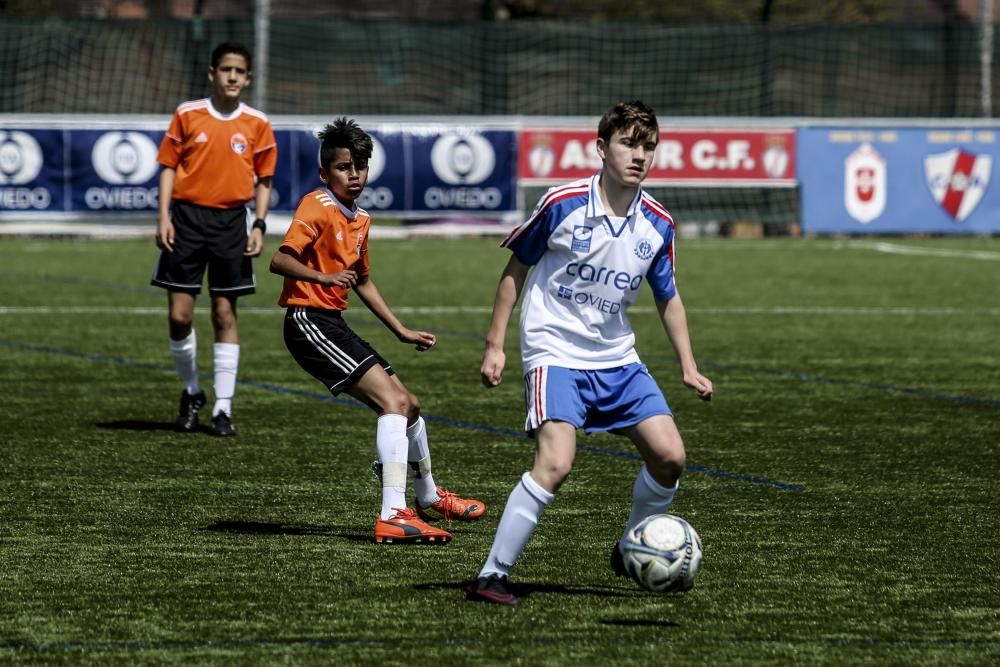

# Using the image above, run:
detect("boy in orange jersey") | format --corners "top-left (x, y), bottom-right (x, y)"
top-left (152, 42), bottom-right (277, 438)
top-left (269, 118), bottom-right (485, 544)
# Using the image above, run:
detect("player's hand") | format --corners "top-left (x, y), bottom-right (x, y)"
top-left (245, 228), bottom-right (265, 257)
top-left (683, 370), bottom-right (713, 401)
top-left (398, 328), bottom-right (436, 352)
top-left (155, 218), bottom-right (175, 252)
top-left (319, 270), bottom-right (357, 288)
top-left (480, 347), bottom-right (506, 387)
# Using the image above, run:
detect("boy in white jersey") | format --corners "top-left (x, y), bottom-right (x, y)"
top-left (466, 101), bottom-right (713, 605)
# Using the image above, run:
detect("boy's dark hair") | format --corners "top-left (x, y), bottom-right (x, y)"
top-left (598, 100), bottom-right (659, 144)
top-left (211, 42), bottom-right (253, 70)
top-left (318, 117), bottom-right (374, 169)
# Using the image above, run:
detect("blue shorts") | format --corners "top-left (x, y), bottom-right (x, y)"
top-left (523, 363), bottom-right (672, 435)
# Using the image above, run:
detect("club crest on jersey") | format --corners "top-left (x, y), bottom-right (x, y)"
top-left (571, 225), bottom-right (593, 252)
top-left (924, 148), bottom-right (992, 222)
top-left (634, 239), bottom-right (654, 261)
top-left (230, 133), bottom-right (248, 154)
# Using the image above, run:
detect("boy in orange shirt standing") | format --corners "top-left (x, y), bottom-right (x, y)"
top-left (152, 42), bottom-right (277, 437)
top-left (269, 118), bottom-right (485, 543)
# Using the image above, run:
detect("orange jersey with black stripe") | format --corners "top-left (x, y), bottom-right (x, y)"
top-left (277, 188), bottom-right (371, 311)
top-left (158, 99), bottom-right (277, 209)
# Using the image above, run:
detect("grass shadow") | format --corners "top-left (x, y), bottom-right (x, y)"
top-left (415, 580), bottom-right (632, 601)
top-left (200, 520), bottom-right (371, 542)
top-left (600, 618), bottom-right (680, 628)
top-left (96, 420), bottom-right (178, 432)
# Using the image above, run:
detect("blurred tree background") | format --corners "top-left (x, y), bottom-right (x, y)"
top-left (0, 0), bottom-right (983, 23)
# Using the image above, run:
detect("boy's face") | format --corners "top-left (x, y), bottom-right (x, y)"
top-left (597, 126), bottom-right (658, 188)
top-left (319, 147), bottom-right (369, 204)
top-left (208, 53), bottom-right (251, 102)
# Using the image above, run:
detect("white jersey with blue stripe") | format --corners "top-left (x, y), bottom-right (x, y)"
top-left (502, 173), bottom-right (677, 373)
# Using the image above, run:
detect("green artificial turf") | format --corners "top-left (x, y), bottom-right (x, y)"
top-left (0, 234), bottom-right (997, 665)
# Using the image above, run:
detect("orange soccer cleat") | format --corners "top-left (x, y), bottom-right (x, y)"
top-left (416, 487), bottom-right (487, 522)
top-left (374, 507), bottom-right (453, 544)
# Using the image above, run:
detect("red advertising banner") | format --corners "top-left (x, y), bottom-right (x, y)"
top-left (519, 128), bottom-right (796, 187)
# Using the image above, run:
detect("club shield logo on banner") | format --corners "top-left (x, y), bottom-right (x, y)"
top-left (844, 143), bottom-right (886, 224)
top-left (923, 148), bottom-right (992, 222)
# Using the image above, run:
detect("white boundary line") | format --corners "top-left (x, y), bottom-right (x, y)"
top-left (2, 305), bottom-right (999, 316)
top-left (838, 240), bottom-right (1000, 261)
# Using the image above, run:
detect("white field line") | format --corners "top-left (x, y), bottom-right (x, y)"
top-left (839, 240), bottom-right (1000, 261)
top-left (1, 305), bottom-right (999, 316)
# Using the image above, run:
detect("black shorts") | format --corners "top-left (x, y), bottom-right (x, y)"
top-left (150, 200), bottom-right (255, 297)
top-left (283, 307), bottom-right (394, 395)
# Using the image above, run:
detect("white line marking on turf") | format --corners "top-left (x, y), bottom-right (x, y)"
top-left (2, 305), bottom-right (1000, 316)
top-left (840, 240), bottom-right (1000, 261)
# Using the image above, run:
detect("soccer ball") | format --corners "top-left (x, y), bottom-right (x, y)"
top-left (621, 514), bottom-right (703, 593)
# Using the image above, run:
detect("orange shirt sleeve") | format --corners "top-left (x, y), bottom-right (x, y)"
top-left (356, 225), bottom-right (371, 278)
top-left (280, 201), bottom-right (322, 256)
top-left (157, 109), bottom-right (184, 168)
top-left (253, 120), bottom-right (277, 178)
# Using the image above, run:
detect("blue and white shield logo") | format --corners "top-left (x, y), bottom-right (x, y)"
top-left (571, 225), bottom-right (593, 252)
top-left (924, 148), bottom-right (992, 222)
top-left (634, 239), bottom-right (654, 261)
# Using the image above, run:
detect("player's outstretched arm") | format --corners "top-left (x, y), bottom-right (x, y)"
top-left (481, 256), bottom-right (530, 387)
top-left (354, 278), bottom-right (436, 352)
top-left (656, 295), bottom-right (713, 401)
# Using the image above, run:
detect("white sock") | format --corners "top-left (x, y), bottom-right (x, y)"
top-left (212, 342), bottom-right (239, 417)
top-left (479, 472), bottom-right (554, 579)
top-left (620, 465), bottom-right (678, 549)
top-left (377, 414), bottom-right (409, 520)
top-left (406, 417), bottom-right (440, 507)
top-left (169, 330), bottom-right (199, 395)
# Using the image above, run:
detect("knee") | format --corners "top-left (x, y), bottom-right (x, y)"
top-left (649, 439), bottom-right (686, 481)
top-left (406, 393), bottom-right (421, 421)
top-left (534, 457), bottom-right (573, 492)
top-left (168, 310), bottom-right (193, 334)
top-left (384, 390), bottom-right (417, 418)
top-left (211, 308), bottom-right (237, 332)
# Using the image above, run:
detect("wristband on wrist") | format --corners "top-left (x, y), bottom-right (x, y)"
top-left (252, 218), bottom-right (267, 233)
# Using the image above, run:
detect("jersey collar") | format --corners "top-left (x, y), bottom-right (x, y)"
top-left (323, 187), bottom-right (360, 221)
top-left (206, 99), bottom-right (245, 121)
top-left (586, 172), bottom-right (643, 237)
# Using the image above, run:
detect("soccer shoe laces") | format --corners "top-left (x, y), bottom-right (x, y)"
top-left (433, 488), bottom-right (464, 520)
top-left (388, 507), bottom-right (418, 521)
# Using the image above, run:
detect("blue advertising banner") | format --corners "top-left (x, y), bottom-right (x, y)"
top-left (799, 126), bottom-right (1000, 234)
top-left (70, 129), bottom-right (162, 212)
top-left (407, 129), bottom-right (517, 215)
top-left (0, 128), bottom-right (67, 213)
top-left (1, 122), bottom-right (518, 220)
top-left (277, 126), bottom-right (517, 218)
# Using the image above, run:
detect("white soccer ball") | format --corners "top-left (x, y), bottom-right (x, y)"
top-left (621, 514), bottom-right (703, 593)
